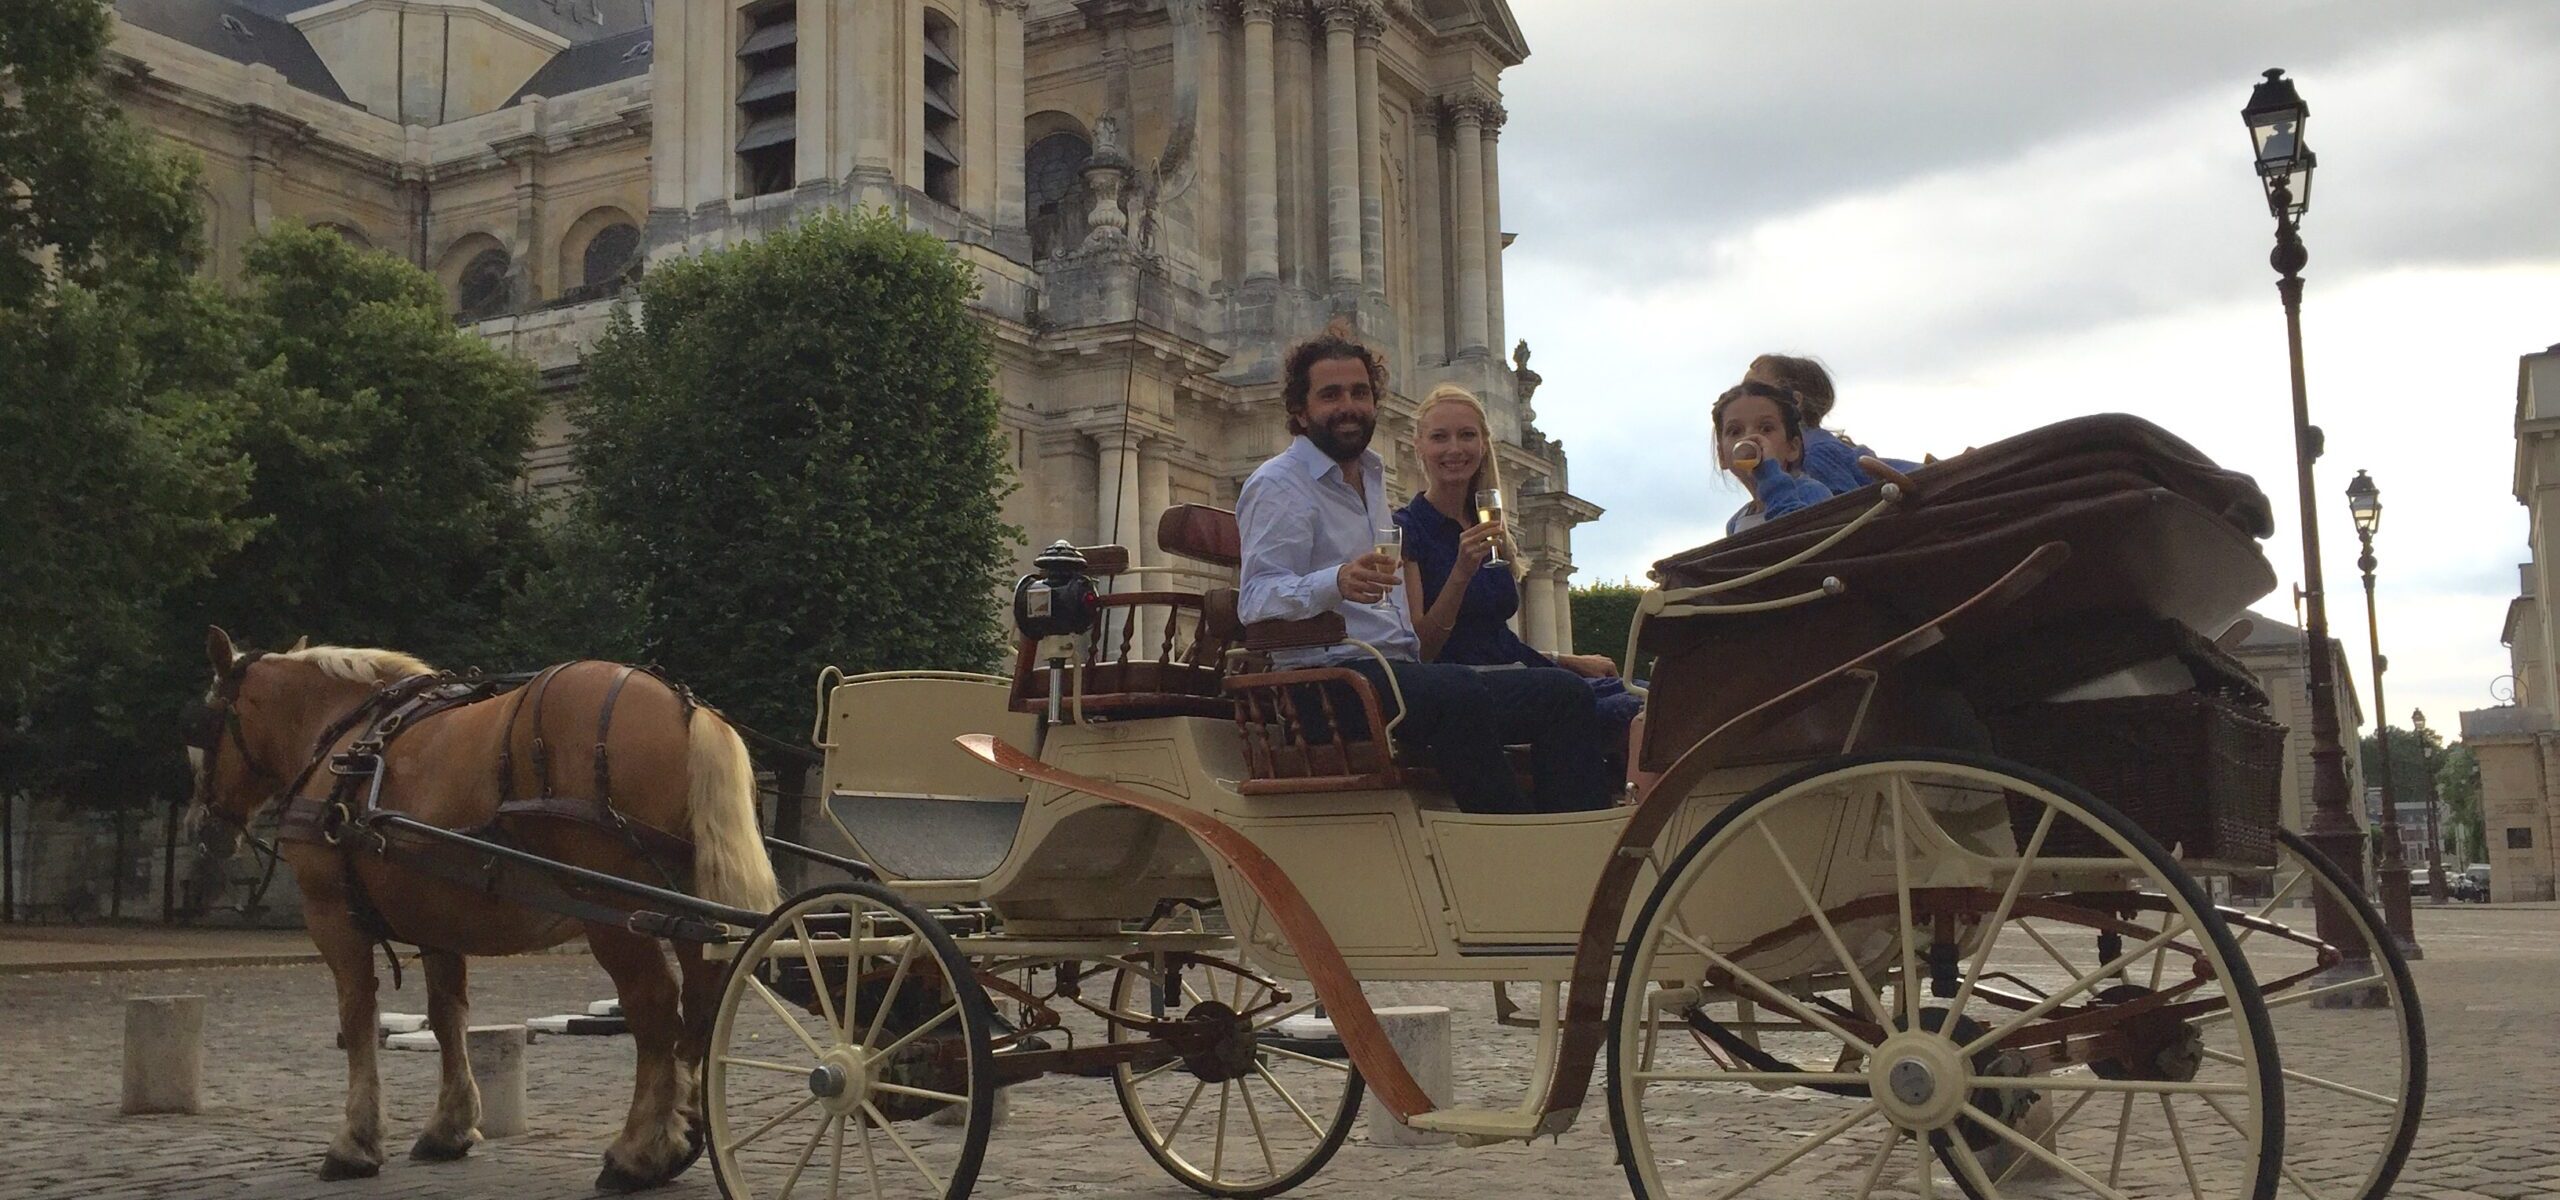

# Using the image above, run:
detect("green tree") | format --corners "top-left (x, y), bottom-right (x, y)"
top-left (1571, 579), bottom-right (1651, 678)
top-left (2357, 724), bottom-right (2442, 820)
top-left (564, 208), bottom-right (1019, 738)
top-left (2435, 743), bottom-right (2484, 864)
top-left (172, 224), bottom-right (544, 664)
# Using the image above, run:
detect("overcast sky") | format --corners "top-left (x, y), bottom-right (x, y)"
top-left (1499, 0), bottom-right (2560, 736)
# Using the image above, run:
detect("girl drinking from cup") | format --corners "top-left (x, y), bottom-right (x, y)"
top-left (1716, 379), bottom-right (1835, 535)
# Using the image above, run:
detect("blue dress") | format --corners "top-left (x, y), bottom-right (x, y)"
top-left (1800, 425), bottom-right (1920, 495)
top-left (1395, 493), bottom-right (1645, 735)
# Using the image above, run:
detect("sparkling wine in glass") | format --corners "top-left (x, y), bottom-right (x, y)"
top-left (1474, 488), bottom-right (1505, 567)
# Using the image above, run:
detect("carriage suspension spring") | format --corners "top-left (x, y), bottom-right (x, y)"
top-left (1928, 940), bottom-right (1960, 999)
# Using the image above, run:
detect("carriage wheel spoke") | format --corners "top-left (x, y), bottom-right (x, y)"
top-left (871, 1003), bottom-right (959, 1062)
top-left (1164, 1079), bottom-right (1211, 1145)
top-left (860, 1100), bottom-right (948, 1196)
top-left (1704, 1101), bottom-right (1880, 1200)
top-left (870, 1081), bottom-right (971, 1106)
top-left (1850, 1128), bottom-right (1902, 1200)
top-left (1948, 806), bottom-right (2057, 1020)
top-left (1238, 1071), bottom-right (1280, 1177)
top-left (733, 1094), bottom-right (820, 1151)
top-left (1961, 1101), bottom-right (2134, 1200)
top-left (2019, 919), bottom-right (2089, 980)
top-left (2105, 1090), bottom-right (2136, 1187)
top-left (726, 1055), bottom-right (818, 1076)
top-left (1130, 1057), bottom-right (1182, 1085)
top-left (1248, 998), bottom-right (1320, 1034)
top-left (2192, 973), bottom-right (2385, 1025)
top-left (2199, 1093), bottom-right (2325, 1198)
top-left (1964, 917), bottom-right (2190, 1056)
top-left (777, 1111), bottom-right (837, 1200)
top-left (1888, 780), bottom-right (1925, 1033)
top-left (793, 918), bottom-right (842, 1041)
top-left (1977, 1077), bottom-right (2247, 1095)
top-left (1254, 1062), bottom-right (1327, 1138)
top-left (2240, 868), bottom-right (2313, 942)
top-left (828, 1109), bottom-right (845, 1200)
top-left (854, 1107), bottom-right (886, 1200)
top-left (1946, 1135), bottom-right (2004, 1200)
top-left (1260, 1045), bottom-right (1354, 1074)
top-left (1631, 1069), bottom-right (1869, 1087)
top-left (1755, 821), bottom-right (1889, 1019)
top-left (1211, 1081), bottom-right (1234, 1182)
top-left (2155, 1094), bottom-right (2208, 1200)
top-left (2197, 1046), bottom-right (2399, 1106)
top-left (2003, 1089), bottom-right (2097, 1187)
top-left (862, 941), bottom-right (919, 1051)
top-left (1663, 922), bottom-right (1877, 1055)
top-left (751, 976), bottom-right (831, 1060)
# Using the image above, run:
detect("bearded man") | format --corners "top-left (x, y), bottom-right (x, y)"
top-left (1234, 325), bottom-right (1610, 815)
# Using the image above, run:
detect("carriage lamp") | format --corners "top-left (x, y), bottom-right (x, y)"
top-left (2243, 69), bottom-right (2314, 219)
top-left (2346, 469), bottom-right (2380, 537)
top-left (1015, 540), bottom-right (1102, 728)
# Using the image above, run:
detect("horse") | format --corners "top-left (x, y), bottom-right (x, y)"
top-left (182, 626), bottom-right (780, 1189)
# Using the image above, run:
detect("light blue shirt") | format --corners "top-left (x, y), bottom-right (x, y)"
top-left (1237, 436), bottom-right (1420, 667)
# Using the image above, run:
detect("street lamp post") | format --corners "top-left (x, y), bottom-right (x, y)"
top-left (2244, 68), bottom-right (2380, 1000)
top-left (2412, 708), bottom-right (2450, 902)
top-left (2346, 470), bottom-right (2422, 955)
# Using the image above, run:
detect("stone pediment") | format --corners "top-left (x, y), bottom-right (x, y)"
top-left (1411, 0), bottom-right (1528, 63)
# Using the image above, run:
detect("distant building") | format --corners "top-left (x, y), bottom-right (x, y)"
top-left (2224, 611), bottom-right (2370, 843)
top-left (2459, 342), bottom-right (2560, 902)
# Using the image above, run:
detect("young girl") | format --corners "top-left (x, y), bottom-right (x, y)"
top-left (1745, 353), bottom-right (1918, 494)
top-left (1715, 379), bottom-right (1835, 535)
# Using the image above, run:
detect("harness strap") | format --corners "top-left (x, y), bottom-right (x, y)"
top-left (593, 665), bottom-right (638, 807)
top-left (497, 663), bottom-right (569, 805)
top-left (523, 662), bottom-right (578, 800)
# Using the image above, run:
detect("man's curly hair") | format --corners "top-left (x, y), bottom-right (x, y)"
top-left (1281, 320), bottom-right (1389, 436)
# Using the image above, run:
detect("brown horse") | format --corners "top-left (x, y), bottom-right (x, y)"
top-left (183, 627), bottom-right (779, 1188)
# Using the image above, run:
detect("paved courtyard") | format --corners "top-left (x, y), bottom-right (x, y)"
top-left (3, 904), bottom-right (2555, 1200)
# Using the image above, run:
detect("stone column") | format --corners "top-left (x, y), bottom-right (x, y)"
top-left (1318, 0), bottom-right (1362, 291)
top-left (1195, 1), bottom-right (1231, 280)
top-left (794, 0), bottom-right (831, 188)
top-left (994, 0), bottom-right (1030, 231)
top-left (1239, 0), bottom-right (1281, 283)
top-left (1522, 565), bottom-right (1559, 654)
top-left (851, 0), bottom-right (898, 204)
top-left (1481, 102), bottom-right (1508, 359)
top-left (1094, 431), bottom-right (1146, 551)
top-left (1137, 440), bottom-right (1175, 654)
top-left (1354, 6), bottom-right (1385, 300)
top-left (1446, 96), bottom-right (1490, 358)
top-left (1411, 114), bottom-right (1446, 362)
top-left (1551, 567), bottom-right (1576, 655)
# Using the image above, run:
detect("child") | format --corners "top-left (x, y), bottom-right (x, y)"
top-left (1745, 353), bottom-right (1918, 494)
top-left (1716, 380), bottom-right (1835, 535)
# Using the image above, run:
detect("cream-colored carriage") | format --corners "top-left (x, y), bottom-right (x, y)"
top-left (700, 416), bottom-right (2422, 1200)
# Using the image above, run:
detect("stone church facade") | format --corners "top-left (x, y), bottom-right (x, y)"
top-left (103, 0), bottom-right (1601, 653)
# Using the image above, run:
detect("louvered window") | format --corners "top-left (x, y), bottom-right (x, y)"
top-left (736, 1), bottom-right (797, 197)
top-left (922, 13), bottom-right (961, 205)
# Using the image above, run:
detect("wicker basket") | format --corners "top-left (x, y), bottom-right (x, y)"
top-left (1989, 692), bottom-right (2284, 868)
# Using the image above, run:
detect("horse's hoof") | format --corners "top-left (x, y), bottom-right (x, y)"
top-left (318, 1152), bottom-right (382, 1181)
top-left (595, 1158), bottom-right (663, 1194)
top-left (409, 1129), bottom-right (478, 1162)
top-left (664, 1120), bottom-right (706, 1181)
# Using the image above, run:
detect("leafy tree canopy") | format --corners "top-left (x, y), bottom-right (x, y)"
top-left (563, 208), bottom-right (1019, 738)
top-left (1570, 580), bottom-right (1651, 679)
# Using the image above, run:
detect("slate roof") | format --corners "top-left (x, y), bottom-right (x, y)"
top-left (506, 25), bottom-right (652, 104)
top-left (115, 0), bottom-right (352, 104)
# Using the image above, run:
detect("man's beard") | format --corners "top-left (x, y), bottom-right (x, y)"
top-left (1306, 412), bottom-right (1375, 461)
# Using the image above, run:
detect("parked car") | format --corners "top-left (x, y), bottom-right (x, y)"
top-left (2459, 864), bottom-right (2493, 903)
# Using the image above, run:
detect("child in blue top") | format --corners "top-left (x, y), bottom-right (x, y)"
top-left (1716, 380), bottom-right (1835, 535)
top-left (1747, 353), bottom-right (1919, 494)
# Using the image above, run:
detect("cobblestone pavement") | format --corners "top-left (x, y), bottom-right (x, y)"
top-left (3, 904), bottom-right (2553, 1200)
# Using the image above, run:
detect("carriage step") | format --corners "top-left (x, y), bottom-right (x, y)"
top-left (1400, 1107), bottom-right (1541, 1143)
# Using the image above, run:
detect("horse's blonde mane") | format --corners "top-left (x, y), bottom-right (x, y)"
top-left (278, 645), bottom-right (436, 683)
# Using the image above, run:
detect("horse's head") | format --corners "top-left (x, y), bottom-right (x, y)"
top-left (183, 626), bottom-right (302, 860)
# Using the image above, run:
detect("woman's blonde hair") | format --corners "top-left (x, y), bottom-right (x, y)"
top-left (1411, 383), bottom-right (1525, 579)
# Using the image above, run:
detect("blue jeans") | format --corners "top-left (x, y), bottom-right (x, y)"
top-left (1331, 660), bottom-right (1612, 815)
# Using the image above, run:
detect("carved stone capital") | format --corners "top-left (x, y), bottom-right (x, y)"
top-left (989, 0), bottom-right (1031, 12)
top-left (1234, 0), bottom-right (1277, 20)
top-left (1355, 2), bottom-right (1388, 42)
top-left (1437, 89), bottom-right (1498, 129)
top-left (1314, 0), bottom-right (1364, 33)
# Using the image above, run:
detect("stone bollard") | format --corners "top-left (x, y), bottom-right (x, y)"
top-left (122, 995), bottom-right (206, 1115)
top-left (466, 1025), bottom-right (529, 1138)
top-left (1363, 1005), bottom-right (1452, 1148)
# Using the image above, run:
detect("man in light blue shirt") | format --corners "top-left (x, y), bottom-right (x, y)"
top-left (1236, 327), bottom-right (1609, 814)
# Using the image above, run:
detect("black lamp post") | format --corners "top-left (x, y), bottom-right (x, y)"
top-left (2245, 69), bottom-right (2379, 997)
top-left (2346, 470), bottom-right (2422, 955)
top-left (2411, 708), bottom-right (2450, 902)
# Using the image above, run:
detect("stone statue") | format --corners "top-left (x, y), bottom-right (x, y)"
top-left (1512, 338), bottom-right (1542, 424)
top-left (1084, 115), bottom-right (1133, 243)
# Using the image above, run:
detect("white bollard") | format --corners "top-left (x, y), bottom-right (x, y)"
top-left (466, 1025), bottom-right (529, 1138)
top-left (1364, 1005), bottom-right (1452, 1148)
top-left (122, 995), bottom-right (206, 1115)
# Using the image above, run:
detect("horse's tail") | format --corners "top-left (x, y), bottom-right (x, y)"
top-left (686, 707), bottom-right (780, 914)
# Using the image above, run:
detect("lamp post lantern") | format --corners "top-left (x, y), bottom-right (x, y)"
top-left (2412, 708), bottom-right (2450, 903)
top-left (2347, 470), bottom-right (2422, 955)
top-left (2244, 68), bottom-right (2381, 1000)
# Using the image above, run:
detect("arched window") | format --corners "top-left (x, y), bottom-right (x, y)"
top-left (581, 223), bottom-right (642, 291)
top-left (922, 11), bottom-right (961, 205)
top-left (1025, 130), bottom-right (1091, 260)
top-left (456, 248), bottom-right (512, 320)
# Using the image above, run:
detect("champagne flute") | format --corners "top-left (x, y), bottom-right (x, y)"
top-left (1474, 488), bottom-right (1506, 567)
top-left (1373, 525), bottom-right (1404, 588)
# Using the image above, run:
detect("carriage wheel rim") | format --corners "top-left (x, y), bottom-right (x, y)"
top-left (1105, 930), bottom-right (1364, 1198)
top-left (706, 884), bottom-right (993, 1200)
top-left (1605, 753), bottom-right (2284, 1200)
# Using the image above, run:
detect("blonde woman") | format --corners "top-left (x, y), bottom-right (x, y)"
top-left (1395, 385), bottom-right (1639, 760)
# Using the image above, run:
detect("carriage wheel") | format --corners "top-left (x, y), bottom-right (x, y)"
top-left (2186, 828), bottom-right (2425, 1200)
top-left (707, 883), bottom-right (997, 1200)
top-left (1104, 911), bottom-right (1364, 1198)
top-left (1607, 752), bottom-right (2283, 1200)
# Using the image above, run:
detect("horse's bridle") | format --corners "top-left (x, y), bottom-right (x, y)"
top-left (187, 650), bottom-right (288, 856)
